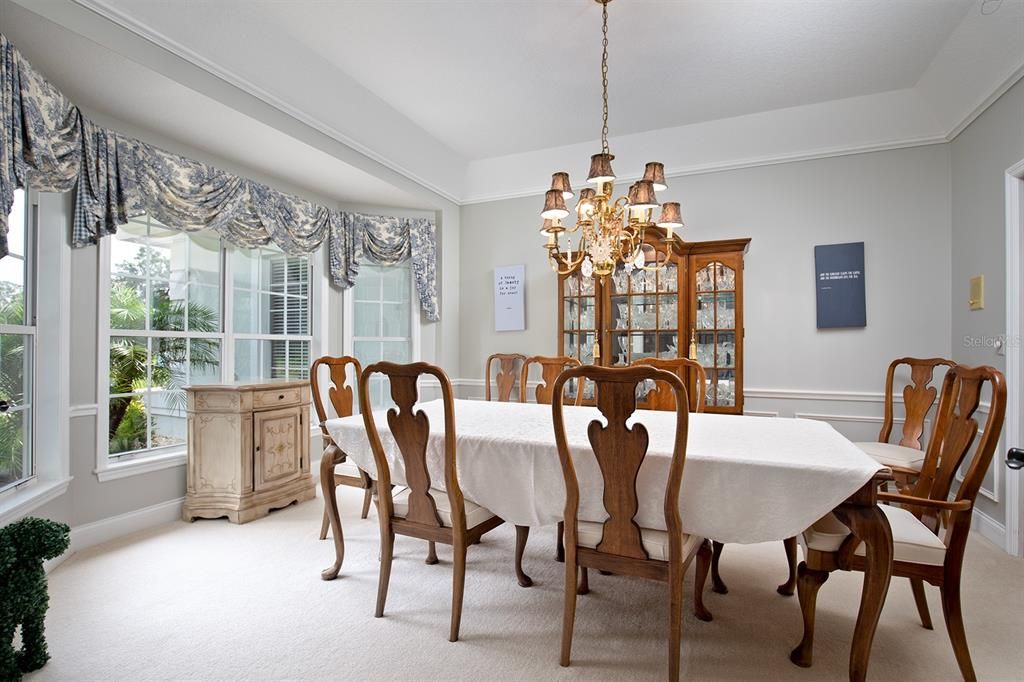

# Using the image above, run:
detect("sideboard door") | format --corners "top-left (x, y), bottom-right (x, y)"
top-left (253, 407), bottom-right (304, 492)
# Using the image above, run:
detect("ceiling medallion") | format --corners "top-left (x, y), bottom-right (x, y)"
top-left (540, 0), bottom-right (685, 279)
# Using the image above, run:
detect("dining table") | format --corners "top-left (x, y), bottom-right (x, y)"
top-left (324, 398), bottom-right (892, 681)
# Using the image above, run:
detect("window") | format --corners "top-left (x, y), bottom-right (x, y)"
top-left (102, 215), bottom-right (315, 465)
top-left (351, 261), bottom-right (413, 408)
top-left (0, 190), bottom-right (34, 491)
top-left (107, 217), bottom-right (223, 457)
top-left (233, 247), bottom-right (311, 383)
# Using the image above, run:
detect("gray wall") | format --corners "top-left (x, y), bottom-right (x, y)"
top-left (460, 144), bottom-right (953, 398)
top-left (949, 78), bottom-right (1024, 521)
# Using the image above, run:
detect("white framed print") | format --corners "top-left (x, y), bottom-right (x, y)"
top-left (494, 265), bottom-right (526, 332)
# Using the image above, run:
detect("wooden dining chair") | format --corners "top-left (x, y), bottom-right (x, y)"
top-left (359, 361), bottom-right (505, 642)
top-left (772, 356), bottom-right (957, 597)
top-left (520, 355), bottom-right (585, 405)
top-left (791, 364), bottom-right (1005, 681)
top-left (485, 352), bottom-right (526, 402)
top-left (631, 357), bottom-right (740, 594)
top-left (310, 356), bottom-right (373, 542)
top-left (521, 355), bottom-right (584, 562)
top-left (856, 356), bottom-right (956, 473)
top-left (552, 364), bottom-right (712, 682)
top-left (633, 357), bottom-right (707, 413)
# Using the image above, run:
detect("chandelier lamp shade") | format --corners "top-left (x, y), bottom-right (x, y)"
top-left (540, 0), bottom-right (686, 280)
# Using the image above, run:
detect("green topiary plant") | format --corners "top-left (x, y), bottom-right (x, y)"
top-left (0, 517), bottom-right (70, 680)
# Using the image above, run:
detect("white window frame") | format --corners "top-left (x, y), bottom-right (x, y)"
top-left (96, 228), bottom-right (324, 482)
top-left (224, 245), bottom-right (315, 383)
top-left (0, 189), bottom-right (37, 495)
top-left (0, 190), bottom-right (72, 525)
top-left (342, 259), bottom-right (422, 408)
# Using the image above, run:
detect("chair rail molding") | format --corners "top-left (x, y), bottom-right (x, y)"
top-left (1005, 158), bottom-right (1024, 557)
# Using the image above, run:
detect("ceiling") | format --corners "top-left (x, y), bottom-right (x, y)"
top-left (3, 0), bottom-right (1023, 205)
top-left (93, 0), bottom-right (974, 160)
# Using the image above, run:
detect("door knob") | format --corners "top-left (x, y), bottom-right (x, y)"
top-left (1008, 448), bottom-right (1024, 470)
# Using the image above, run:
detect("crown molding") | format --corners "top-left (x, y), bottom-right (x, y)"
top-left (66, 0), bottom-right (463, 205)
top-left (943, 61), bottom-right (1024, 142)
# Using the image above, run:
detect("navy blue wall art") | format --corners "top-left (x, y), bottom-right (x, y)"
top-left (815, 242), bottom-right (866, 329)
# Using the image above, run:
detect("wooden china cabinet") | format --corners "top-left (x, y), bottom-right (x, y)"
top-left (558, 230), bottom-right (750, 414)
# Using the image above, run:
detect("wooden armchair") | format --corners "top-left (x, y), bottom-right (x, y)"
top-left (359, 361), bottom-right (505, 642)
top-left (485, 353), bottom-right (526, 402)
top-left (551, 365), bottom-right (712, 682)
top-left (310, 355), bottom-right (373, 580)
top-left (633, 357), bottom-right (707, 413)
top-left (791, 364), bottom-right (1006, 681)
top-left (772, 356), bottom-right (957, 596)
top-left (520, 355), bottom-right (584, 405)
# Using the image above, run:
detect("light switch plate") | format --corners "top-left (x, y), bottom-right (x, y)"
top-left (969, 275), bottom-right (984, 310)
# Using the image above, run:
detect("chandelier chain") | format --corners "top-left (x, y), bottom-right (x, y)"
top-left (600, 0), bottom-right (609, 155)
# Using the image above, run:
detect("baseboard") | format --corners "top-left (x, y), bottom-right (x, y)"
top-left (45, 496), bottom-right (185, 574)
top-left (972, 508), bottom-right (1007, 550)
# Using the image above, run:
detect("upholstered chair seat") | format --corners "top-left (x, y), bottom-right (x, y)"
top-left (392, 488), bottom-right (497, 530)
top-left (854, 441), bottom-right (927, 471)
top-left (800, 504), bottom-right (946, 566)
top-left (577, 521), bottom-right (702, 562)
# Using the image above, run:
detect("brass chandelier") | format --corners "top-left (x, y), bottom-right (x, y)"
top-left (540, 0), bottom-right (684, 279)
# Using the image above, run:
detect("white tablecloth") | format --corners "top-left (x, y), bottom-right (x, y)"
top-left (326, 399), bottom-right (881, 544)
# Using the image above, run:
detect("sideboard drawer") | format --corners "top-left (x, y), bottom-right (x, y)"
top-left (253, 385), bottom-right (304, 410)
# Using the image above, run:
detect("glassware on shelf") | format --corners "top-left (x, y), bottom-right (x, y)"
top-left (696, 294), bottom-right (715, 329)
top-left (696, 331), bottom-right (715, 367)
top-left (716, 292), bottom-right (736, 329)
top-left (716, 370), bottom-right (736, 406)
top-left (580, 333), bottom-right (595, 364)
top-left (717, 332), bottom-right (736, 368)
top-left (696, 264), bottom-right (716, 292)
top-left (580, 299), bottom-right (595, 329)
top-left (564, 276), bottom-right (578, 297)
top-left (631, 298), bottom-right (656, 329)
top-left (564, 300), bottom-right (577, 330)
top-left (705, 378), bottom-right (717, 405)
top-left (580, 275), bottom-right (595, 296)
top-left (659, 333), bottom-right (679, 358)
top-left (564, 333), bottom-right (577, 360)
top-left (658, 298), bottom-right (677, 330)
top-left (660, 264), bottom-right (678, 293)
top-left (611, 267), bottom-right (630, 295)
top-left (716, 263), bottom-right (736, 290)
top-left (616, 302), bottom-right (629, 328)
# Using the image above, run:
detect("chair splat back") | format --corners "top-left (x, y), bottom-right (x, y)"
top-left (632, 357), bottom-right (707, 413)
top-left (360, 362), bottom-right (464, 531)
top-left (521, 355), bottom-right (583, 405)
top-left (485, 353), bottom-right (526, 402)
top-left (880, 357), bottom-right (955, 449)
top-left (552, 365), bottom-right (690, 562)
top-left (310, 355), bottom-right (362, 439)
top-left (914, 365), bottom-right (1006, 514)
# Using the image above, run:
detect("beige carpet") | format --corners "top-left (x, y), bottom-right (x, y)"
top-left (30, 487), bottom-right (1024, 681)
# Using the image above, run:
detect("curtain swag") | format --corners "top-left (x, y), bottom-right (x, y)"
top-left (0, 34), bottom-right (439, 321)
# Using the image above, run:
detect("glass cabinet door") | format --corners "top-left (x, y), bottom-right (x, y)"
top-left (607, 257), bottom-right (680, 367)
top-left (561, 271), bottom-right (597, 365)
top-left (693, 259), bottom-right (738, 408)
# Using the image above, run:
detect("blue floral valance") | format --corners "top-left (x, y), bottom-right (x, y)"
top-left (0, 33), bottom-right (439, 321)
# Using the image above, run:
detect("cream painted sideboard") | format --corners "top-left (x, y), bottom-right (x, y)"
top-left (183, 380), bottom-right (315, 524)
